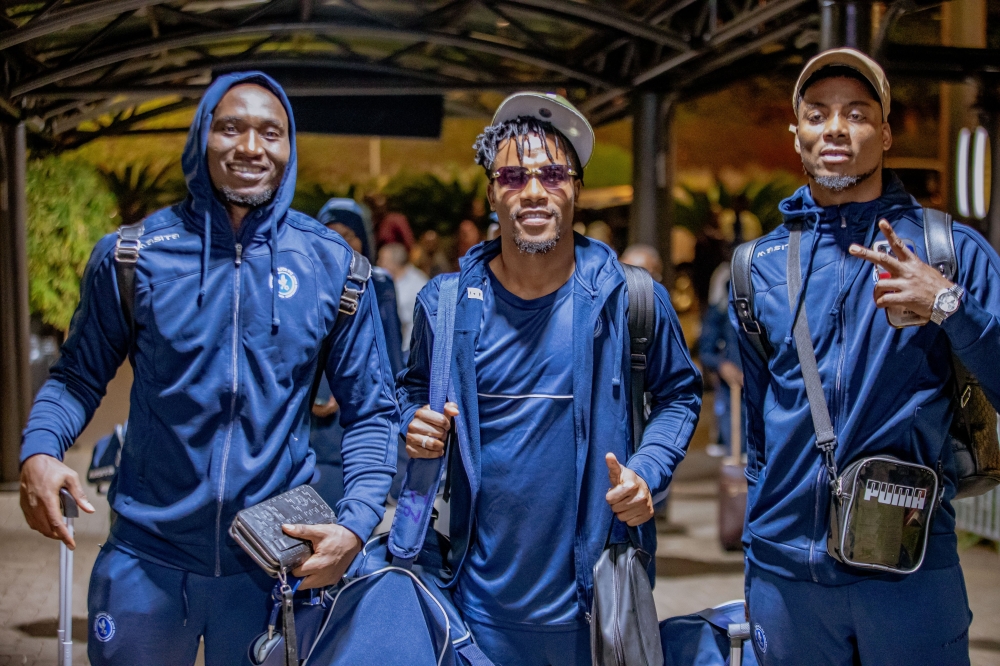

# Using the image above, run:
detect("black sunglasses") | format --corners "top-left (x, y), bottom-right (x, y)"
top-left (491, 165), bottom-right (578, 190)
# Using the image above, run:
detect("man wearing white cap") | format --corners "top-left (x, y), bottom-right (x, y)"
top-left (731, 48), bottom-right (1000, 664)
top-left (396, 92), bottom-right (702, 664)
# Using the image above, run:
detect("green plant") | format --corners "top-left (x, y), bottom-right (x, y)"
top-left (100, 161), bottom-right (185, 226)
top-left (674, 172), bottom-right (799, 239)
top-left (381, 170), bottom-right (488, 237)
top-left (27, 155), bottom-right (119, 331)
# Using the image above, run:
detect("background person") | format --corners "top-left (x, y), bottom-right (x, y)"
top-left (397, 92), bottom-right (702, 666)
top-left (731, 49), bottom-right (1000, 665)
top-left (312, 198), bottom-right (404, 507)
top-left (18, 73), bottom-right (399, 666)
top-left (377, 241), bottom-right (429, 355)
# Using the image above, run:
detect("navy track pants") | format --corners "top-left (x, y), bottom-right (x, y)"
top-left (87, 542), bottom-right (272, 666)
top-left (747, 562), bottom-right (972, 666)
top-left (465, 618), bottom-right (592, 666)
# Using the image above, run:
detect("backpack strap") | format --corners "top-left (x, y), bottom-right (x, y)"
top-left (731, 238), bottom-right (770, 361)
top-left (339, 250), bottom-right (372, 315)
top-left (621, 264), bottom-right (655, 454)
top-left (113, 222), bottom-right (143, 359)
top-left (922, 208), bottom-right (957, 281)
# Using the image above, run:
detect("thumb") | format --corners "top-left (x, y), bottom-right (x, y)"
top-left (283, 523), bottom-right (322, 544)
top-left (605, 453), bottom-right (623, 487)
top-left (65, 473), bottom-right (95, 514)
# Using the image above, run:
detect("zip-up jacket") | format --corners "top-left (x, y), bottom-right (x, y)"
top-left (730, 171), bottom-right (1000, 585)
top-left (396, 234), bottom-right (702, 618)
top-left (21, 72), bottom-right (399, 577)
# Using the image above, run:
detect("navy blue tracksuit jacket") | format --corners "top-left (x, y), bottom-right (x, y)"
top-left (731, 171), bottom-right (1000, 586)
top-left (396, 234), bottom-right (702, 620)
top-left (21, 72), bottom-right (399, 577)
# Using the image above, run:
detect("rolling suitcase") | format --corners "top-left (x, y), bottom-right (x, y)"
top-left (58, 488), bottom-right (78, 666)
top-left (718, 383), bottom-right (747, 551)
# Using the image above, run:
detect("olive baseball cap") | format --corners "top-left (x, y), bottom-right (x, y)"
top-left (793, 48), bottom-right (890, 121)
top-left (492, 92), bottom-right (595, 167)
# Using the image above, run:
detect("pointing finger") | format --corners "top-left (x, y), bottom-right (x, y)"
top-left (879, 219), bottom-right (915, 261)
top-left (849, 243), bottom-right (901, 275)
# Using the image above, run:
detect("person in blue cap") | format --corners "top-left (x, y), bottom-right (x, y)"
top-left (312, 198), bottom-right (404, 505)
top-left (397, 92), bottom-right (702, 665)
top-left (18, 74), bottom-right (399, 665)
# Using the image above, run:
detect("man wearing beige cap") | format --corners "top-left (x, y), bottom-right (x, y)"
top-left (730, 48), bottom-right (1000, 664)
top-left (396, 92), bottom-right (702, 664)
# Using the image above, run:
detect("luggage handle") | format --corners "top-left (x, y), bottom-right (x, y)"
top-left (58, 488), bottom-right (76, 666)
top-left (728, 622), bottom-right (751, 665)
top-left (388, 276), bottom-right (459, 567)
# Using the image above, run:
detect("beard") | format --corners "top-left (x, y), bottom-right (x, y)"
top-left (804, 163), bottom-right (880, 193)
top-left (509, 208), bottom-right (562, 254)
top-left (219, 185), bottom-right (276, 207)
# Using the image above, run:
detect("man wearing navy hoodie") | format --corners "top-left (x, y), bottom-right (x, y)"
top-left (18, 73), bottom-right (398, 665)
top-left (732, 49), bottom-right (1000, 665)
top-left (397, 93), bottom-right (702, 665)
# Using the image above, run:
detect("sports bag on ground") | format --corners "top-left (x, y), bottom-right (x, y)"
top-left (730, 208), bottom-right (1000, 500)
top-left (659, 600), bottom-right (757, 666)
top-left (589, 265), bottom-right (664, 666)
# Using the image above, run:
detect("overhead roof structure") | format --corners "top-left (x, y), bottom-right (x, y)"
top-left (0, 0), bottom-right (822, 148)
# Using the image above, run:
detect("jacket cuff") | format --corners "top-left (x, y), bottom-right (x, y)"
top-left (941, 294), bottom-right (993, 351)
top-left (335, 498), bottom-right (383, 543)
top-left (20, 436), bottom-right (63, 465)
top-left (627, 452), bottom-right (669, 498)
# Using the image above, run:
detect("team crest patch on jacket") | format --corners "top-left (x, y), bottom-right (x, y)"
top-left (269, 267), bottom-right (299, 299)
top-left (754, 623), bottom-right (767, 654)
top-left (94, 612), bottom-right (116, 642)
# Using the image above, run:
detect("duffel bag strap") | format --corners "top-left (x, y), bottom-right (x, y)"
top-left (388, 275), bottom-right (460, 567)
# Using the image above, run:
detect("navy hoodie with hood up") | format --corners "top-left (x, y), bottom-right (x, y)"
top-left (731, 171), bottom-right (1000, 586)
top-left (21, 72), bottom-right (399, 577)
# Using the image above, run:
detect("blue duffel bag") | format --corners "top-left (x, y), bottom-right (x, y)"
top-left (659, 600), bottom-right (758, 666)
top-left (251, 276), bottom-right (493, 666)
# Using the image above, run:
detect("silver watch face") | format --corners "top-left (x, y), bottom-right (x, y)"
top-left (937, 289), bottom-right (960, 314)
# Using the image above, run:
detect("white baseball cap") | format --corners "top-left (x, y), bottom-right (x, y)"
top-left (794, 48), bottom-right (891, 121)
top-left (491, 92), bottom-right (595, 167)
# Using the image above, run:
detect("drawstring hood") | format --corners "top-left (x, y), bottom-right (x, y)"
top-left (181, 70), bottom-right (299, 328)
top-left (200, 211), bottom-right (211, 303)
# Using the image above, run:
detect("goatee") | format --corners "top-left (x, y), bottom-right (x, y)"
top-left (804, 164), bottom-right (879, 193)
top-left (513, 228), bottom-right (560, 254)
top-left (220, 186), bottom-right (276, 207)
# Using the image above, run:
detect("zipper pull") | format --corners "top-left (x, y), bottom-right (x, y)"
top-left (235, 243), bottom-right (243, 266)
top-left (840, 215), bottom-right (847, 229)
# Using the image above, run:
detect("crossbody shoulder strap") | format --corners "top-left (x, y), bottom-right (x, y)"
top-left (731, 238), bottom-right (770, 361)
top-left (787, 224), bottom-right (839, 483)
top-left (621, 264), bottom-right (655, 454)
top-left (388, 274), bottom-right (459, 567)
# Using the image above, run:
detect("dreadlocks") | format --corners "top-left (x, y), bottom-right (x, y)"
top-left (473, 116), bottom-right (583, 184)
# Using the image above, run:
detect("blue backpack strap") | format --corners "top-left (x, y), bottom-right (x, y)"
top-left (388, 275), bottom-right (460, 567)
top-left (456, 643), bottom-right (495, 666)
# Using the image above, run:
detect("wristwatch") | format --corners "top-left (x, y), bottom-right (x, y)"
top-left (930, 284), bottom-right (964, 325)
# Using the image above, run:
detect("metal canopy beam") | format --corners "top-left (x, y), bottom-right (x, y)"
top-left (0, 0), bottom-right (169, 51)
top-left (12, 20), bottom-right (613, 97)
top-left (499, 0), bottom-right (689, 51)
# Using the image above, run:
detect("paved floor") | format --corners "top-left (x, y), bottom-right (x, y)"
top-left (1, 369), bottom-right (998, 665)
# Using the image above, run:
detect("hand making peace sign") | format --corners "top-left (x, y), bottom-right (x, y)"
top-left (848, 218), bottom-right (956, 325)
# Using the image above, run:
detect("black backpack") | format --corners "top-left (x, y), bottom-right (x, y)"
top-left (730, 208), bottom-right (1000, 499)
